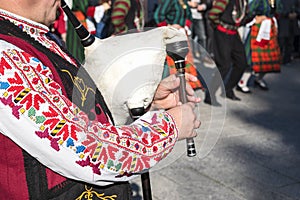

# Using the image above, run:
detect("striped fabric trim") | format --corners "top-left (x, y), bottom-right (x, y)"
top-left (111, 0), bottom-right (131, 33)
top-left (154, 0), bottom-right (190, 27)
top-left (208, 0), bottom-right (229, 24)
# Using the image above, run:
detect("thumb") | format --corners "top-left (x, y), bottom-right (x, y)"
top-left (160, 74), bottom-right (180, 91)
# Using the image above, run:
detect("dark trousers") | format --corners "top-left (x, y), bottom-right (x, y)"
top-left (278, 35), bottom-right (295, 64)
top-left (207, 29), bottom-right (248, 96)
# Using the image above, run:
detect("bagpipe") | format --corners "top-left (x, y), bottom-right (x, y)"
top-left (60, 0), bottom-right (196, 198)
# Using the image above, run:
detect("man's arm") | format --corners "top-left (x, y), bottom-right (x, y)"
top-left (153, 0), bottom-right (172, 26)
top-left (111, 0), bottom-right (131, 34)
top-left (0, 42), bottom-right (179, 185)
top-left (208, 0), bottom-right (229, 25)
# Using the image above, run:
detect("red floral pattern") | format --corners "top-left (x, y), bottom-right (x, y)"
top-left (0, 11), bottom-right (178, 183)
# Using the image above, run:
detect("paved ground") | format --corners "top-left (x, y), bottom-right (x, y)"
top-left (130, 58), bottom-right (300, 200)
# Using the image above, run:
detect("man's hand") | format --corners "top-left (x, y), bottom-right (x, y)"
top-left (197, 3), bottom-right (207, 11)
top-left (150, 74), bottom-right (201, 110)
top-left (167, 102), bottom-right (201, 140)
top-left (187, 1), bottom-right (198, 8)
top-left (102, 2), bottom-right (111, 11)
top-left (151, 74), bottom-right (201, 140)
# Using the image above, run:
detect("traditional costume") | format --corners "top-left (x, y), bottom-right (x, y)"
top-left (205, 0), bottom-right (249, 104)
top-left (0, 9), bottom-right (178, 199)
top-left (111, 0), bottom-right (144, 34)
top-left (238, 0), bottom-right (282, 91)
top-left (65, 0), bottom-right (89, 63)
top-left (277, 0), bottom-right (300, 64)
top-left (245, 0), bottom-right (282, 73)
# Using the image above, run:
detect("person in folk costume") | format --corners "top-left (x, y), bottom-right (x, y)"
top-left (65, 0), bottom-right (89, 63)
top-left (204, 0), bottom-right (250, 106)
top-left (86, 0), bottom-right (112, 39)
top-left (0, 0), bottom-right (201, 199)
top-left (238, 0), bottom-right (282, 92)
top-left (187, 0), bottom-right (213, 63)
top-left (153, 0), bottom-right (203, 90)
top-left (66, 0), bottom-right (109, 62)
top-left (277, 0), bottom-right (300, 65)
top-left (111, 0), bottom-right (144, 35)
top-left (50, 7), bottom-right (67, 47)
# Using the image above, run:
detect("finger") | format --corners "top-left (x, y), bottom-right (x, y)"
top-left (185, 73), bottom-right (198, 82)
top-left (194, 120), bottom-right (201, 129)
top-left (186, 102), bottom-right (196, 109)
top-left (184, 73), bottom-right (199, 96)
top-left (159, 75), bottom-right (180, 92)
top-left (190, 130), bottom-right (198, 138)
top-left (172, 92), bottom-right (180, 106)
top-left (152, 94), bottom-right (178, 109)
top-left (185, 81), bottom-right (195, 96)
top-left (154, 75), bottom-right (180, 101)
top-left (161, 74), bottom-right (177, 82)
top-left (187, 94), bottom-right (201, 103)
top-left (192, 131), bottom-right (198, 137)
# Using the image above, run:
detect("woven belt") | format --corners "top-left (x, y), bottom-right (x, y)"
top-left (219, 21), bottom-right (237, 30)
top-left (217, 24), bottom-right (237, 35)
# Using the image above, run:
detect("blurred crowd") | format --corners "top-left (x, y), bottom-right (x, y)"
top-left (54, 0), bottom-right (300, 106)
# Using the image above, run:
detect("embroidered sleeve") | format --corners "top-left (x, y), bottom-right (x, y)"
top-left (0, 43), bottom-right (178, 185)
top-left (208, 0), bottom-right (229, 25)
top-left (111, 0), bottom-right (131, 34)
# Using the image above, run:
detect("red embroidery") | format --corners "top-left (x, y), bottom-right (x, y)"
top-left (119, 152), bottom-right (132, 170)
top-left (56, 124), bottom-right (78, 141)
top-left (7, 72), bottom-right (23, 85)
top-left (43, 106), bottom-right (59, 118)
top-left (151, 135), bottom-right (160, 144)
top-left (0, 35), bottom-right (178, 178)
top-left (135, 157), bottom-right (150, 172)
top-left (7, 85), bottom-right (24, 97)
top-left (20, 51), bottom-right (32, 63)
top-left (0, 57), bottom-right (12, 75)
top-left (82, 134), bottom-right (97, 150)
top-left (44, 118), bottom-right (60, 130)
top-left (107, 146), bottom-right (118, 160)
top-left (99, 147), bottom-right (109, 164)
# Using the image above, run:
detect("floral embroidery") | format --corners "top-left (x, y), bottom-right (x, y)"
top-left (0, 12), bottom-right (178, 181)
